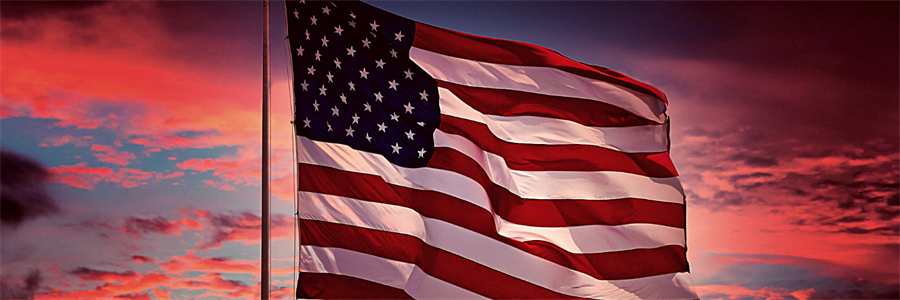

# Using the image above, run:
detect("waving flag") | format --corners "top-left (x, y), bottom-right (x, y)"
top-left (287, 1), bottom-right (695, 299)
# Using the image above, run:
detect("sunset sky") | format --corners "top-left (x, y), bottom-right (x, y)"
top-left (1, 1), bottom-right (898, 300)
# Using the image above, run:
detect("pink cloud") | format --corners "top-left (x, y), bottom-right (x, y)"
top-left (90, 144), bottom-right (137, 165)
top-left (38, 135), bottom-right (92, 147)
top-left (177, 207), bottom-right (294, 250)
top-left (160, 250), bottom-right (259, 276)
top-left (177, 157), bottom-right (261, 191)
top-left (50, 163), bottom-right (184, 190)
top-left (693, 284), bottom-right (797, 300)
top-left (131, 256), bottom-right (154, 264)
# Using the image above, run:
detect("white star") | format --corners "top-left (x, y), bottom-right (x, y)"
top-left (405, 129), bottom-right (415, 140)
top-left (391, 143), bottom-right (402, 154)
top-left (326, 122), bottom-right (332, 132)
top-left (365, 133), bottom-right (372, 142)
top-left (349, 11), bottom-right (356, 19)
top-left (303, 117), bottom-right (311, 128)
top-left (348, 21), bottom-right (356, 28)
top-left (296, 46), bottom-right (304, 56)
top-left (307, 65), bottom-right (316, 75)
top-left (331, 106), bottom-right (339, 116)
top-left (310, 15), bottom-right (317, 25)
top-left (300, 80), bottom-right (309, 91)
top-left (321, 36), bottom-right (329, 47)
top-left (390, 49), bottom-right (398, 58)
top-left (369, 20), bottom-right (379, 31)
top-left (390, 112), bottom-right (400, 122)
top-left (375, 59), bottom-right (386, 69)
top-left (362, 38), bottom-right (371, 48)
top-left (305, 30), bottom-right (310, 40)
top-left (345, 126), bottom-right (355, 137)
top-left (359, 68), bottom-right (369, 79)
top-left (326, 72), bottom-right (334, 83)
top-left (363, 102), bottom-right (372, 112)
top-left (312, 100), bottom-right (320, 111)
top-left (394, 31), bottom-right (405, 41)
top-left (388, 79), bottom-right (399, 90)
top-left (377, 122), bottom-right (387, 132)
top-left (417, 121), bottom-right (425, 127)
top-left (293, 9), bottom-right (299, 19)
top-left (319, 85), bottom-right (327, 96)
top-left (334, 25), bottom-right (343, 36)
top-left (374, 92), bottom-right (383, 102)
top-left (348, 81), bottom-right (356, 91)
top-left (339, 94), bottom-right (347, 103)
top-left (418, 148), bottom-right (426, 158)
top-left (419, 90), bottom-right (429, 101)
top-left (351, 113), bottom-right (360, 124)
top-left (403, 102), bottom-right (415, 114)
top-left (346, 46), bottom-right (356, 57)
top-left (314, 50), bottom-right (321, 61)
top-left (322, 6), bottom-right (331, 15)
top-left (334, 58), bottom-right (342, 69)
top-left (404, 69), bottom-right (414, 80)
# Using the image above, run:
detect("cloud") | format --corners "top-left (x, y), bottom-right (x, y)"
top-left (0, 150), bottom-right (60, 228)
top-left (176, 157), bottom-right (261, 188)
top-left (178, 208), bottom-right (294, 250)
top-left (160, 251), bottom-right (258, 276)
top-left (0, 269), bottom-right (43, 300)
top-left (0, 1), bottom-right (106, 21)
top-left (69, 267), bottom-right (138, 283)
top-left (131, 256), bottom-right (154, 264)
top-left (38, 135), bottom-right (94, 147)
top-left (50, 163), bottom-right (184, 190)
top-left (90, 144), bottom-right (137, 166)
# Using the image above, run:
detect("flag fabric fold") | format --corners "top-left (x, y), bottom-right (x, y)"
top-left (287, 1), bottom-right (695, 299)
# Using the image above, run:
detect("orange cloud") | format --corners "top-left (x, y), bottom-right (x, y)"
top-left (161, 251), bottom-right (259, 276)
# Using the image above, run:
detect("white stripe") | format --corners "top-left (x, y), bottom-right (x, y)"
top-left (300, 244), bottom-right (413, 289)
top-left (440, 87), bottom-right (669, 153)
top-left (299, 193), bottom-right (696, 300)
top-left (300, 245), bottom-right (487, 299)
top-left (411, 47), bottom-right (668, 123)
top-left (496, 218), bottom-right (685, 253)
top-left (433, 132), bottom-right (685, 203)
top-left (297, 135), bottom-right (684, 204)
top-left (298, 191), bottom-right (684, 254)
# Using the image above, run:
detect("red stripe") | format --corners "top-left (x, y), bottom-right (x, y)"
top-left (298, 163), bottom-right (688, 280)
top-left (297, 272), bottom-right (413, 299)
top-left (301, 220), bottom-right (588, 300)
top-left (438, 115), bottom-right (679, 177)
top-left (299, 162), bottom-right (683, 228)
top-left (426, 147), bottom-right (684, 228)
top-left (413, 22), bottom-right (668, 104)
top-left (438, 80), bottom-right (660, 127)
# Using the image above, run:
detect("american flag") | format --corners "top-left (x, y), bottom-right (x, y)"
top-left (287, 1), bottom-right (695, 299)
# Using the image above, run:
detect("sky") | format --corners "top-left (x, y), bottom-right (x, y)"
top-left (1, 1), bottom-right (897, 300)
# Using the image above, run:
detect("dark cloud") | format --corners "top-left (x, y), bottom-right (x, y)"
top-left (121, 217), bottom-right (178, 238)
top-left (0, 269), bottom-right (42, 300)
top-left (0, 1), bottom-right (107, 20)
top-left (728, 153), bottom-right (778, 167)
top-left (1, 150), bottom-right (60, 229)
top-left (69, 267), bottom-right (137, 281)
top-left (112, 293), bottom-right (151, 300)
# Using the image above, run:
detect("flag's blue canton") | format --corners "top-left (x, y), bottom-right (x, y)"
top-left (287, 0), bottom-right (439, 168)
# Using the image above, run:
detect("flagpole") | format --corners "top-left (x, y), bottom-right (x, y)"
top-left (261, 0), bottom-right (271, 299)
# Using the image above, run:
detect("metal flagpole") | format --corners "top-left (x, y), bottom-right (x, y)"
top-left (261, 0), bottom-right (271, 298)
